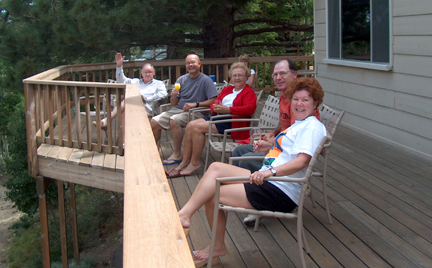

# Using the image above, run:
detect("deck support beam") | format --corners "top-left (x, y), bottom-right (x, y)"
top-left (37, 176), bottom-right (51, 268)
top-left (70, 183), bottom-right (80, 261)
top-left (57, 180), bottom-right (68, 268)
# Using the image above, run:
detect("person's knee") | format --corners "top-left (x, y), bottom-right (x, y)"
top-left (151, 119), bottom-right (161, 130)
top-left (207, 162), bottom-right (223, 173)
top-left (170, 118), bottom-right (181, 130)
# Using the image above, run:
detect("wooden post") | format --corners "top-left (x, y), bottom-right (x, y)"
top-left (24, 83), bottom-right (39, 177)
top-left (70, 183), bottom-right (80, 261)
top-left (57, 180), bottom-right (68, 268)
top-left (37, 176), bottom-right (51, 268)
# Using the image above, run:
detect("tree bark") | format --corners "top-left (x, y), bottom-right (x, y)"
top-left (202, 5), bottom-right (236, 58)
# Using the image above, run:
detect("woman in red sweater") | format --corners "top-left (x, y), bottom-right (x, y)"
top-left (166, 62), bottom-right (257, 177)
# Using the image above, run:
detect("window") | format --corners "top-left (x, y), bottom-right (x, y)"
top-left (326, 0), bottom-right (391, 70)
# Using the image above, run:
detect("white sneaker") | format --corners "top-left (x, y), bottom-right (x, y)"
top-left (243, 214), bottom-right (264, 226)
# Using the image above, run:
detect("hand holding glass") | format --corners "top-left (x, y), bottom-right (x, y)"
top-left (213, 99), bottom-right (222, 112)
top-left (250, 128), bottom-right (262, 152)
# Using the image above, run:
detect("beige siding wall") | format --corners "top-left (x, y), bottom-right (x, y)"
top-left (314, 0), bottom-right (432, 158)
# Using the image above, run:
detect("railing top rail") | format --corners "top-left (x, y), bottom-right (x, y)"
top-left (23, 56), bottom-right (314, 79)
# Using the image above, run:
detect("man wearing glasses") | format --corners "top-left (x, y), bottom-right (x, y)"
top-left (151, 54), bottom-right (218, 165)
top-left (232, 58), bottom-right (320, 226)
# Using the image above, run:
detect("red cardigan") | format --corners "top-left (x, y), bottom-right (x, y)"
top-left (210, 85), bottom-right (257, 140)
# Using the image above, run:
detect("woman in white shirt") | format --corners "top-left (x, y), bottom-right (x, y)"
top-left (177, 77), bottom-right (326, 267)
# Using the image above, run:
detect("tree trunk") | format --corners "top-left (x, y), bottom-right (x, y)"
top-left (202, 5), bottom-right (236, 58)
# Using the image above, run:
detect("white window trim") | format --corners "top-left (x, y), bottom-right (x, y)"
top-left (324, 0), bottom-right (393, 71)
top-left (323, 58), bottom-right (393, 71)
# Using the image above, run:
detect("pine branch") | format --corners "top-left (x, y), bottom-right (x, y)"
top-left (233, 18), bottom-right (306, 27)
top-left (234, 24), bottom-right (313, 38)
top-left (235, 38), bottom-right (313, 48)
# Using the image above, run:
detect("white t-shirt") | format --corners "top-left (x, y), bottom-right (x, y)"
top-left (222, 88), bottom-right (243, 107)
top-left (246, 69), bottom-right (255, 84)
top-left (259, 116), bottom-right (326, 205)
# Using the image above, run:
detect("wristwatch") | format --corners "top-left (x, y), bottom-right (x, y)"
top-left (270, 168), bottom-right (277, 176)
top-left (196, 101), bottom-right (200, 107)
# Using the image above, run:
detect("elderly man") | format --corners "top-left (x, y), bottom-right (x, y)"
top-left (231, 59), bottom-right (320, 226)
top-left (151, 54), bottom-right (218, 165)
top-left (93, 52), bottom-right (167, 131)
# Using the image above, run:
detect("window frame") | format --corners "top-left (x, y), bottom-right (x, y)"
top-left (323, 0), bottom-right (393, 71)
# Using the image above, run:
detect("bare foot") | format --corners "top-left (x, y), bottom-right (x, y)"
top-left (175, 160), bottom-right (190, 171)
top-left (180, 163), bottom-right (201, 176)
top-left (178, 211), bottom-right (190, 229)
top-left (193, 245), bottom-right (227, 260)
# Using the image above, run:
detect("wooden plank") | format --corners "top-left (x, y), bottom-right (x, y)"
top-left (37, 144), bottom-right (53, 158)
top-left (57, 147), bottom-right (73, 163)
top-left (123, 84), bottom-right (193, 267)
top-left (38, 158), bottom-right (124, 193)
top-left (80, 150), bottom-right (94, 167)
top-left (68, 149), bottom-right (83, 165)
top-left (46, 145), bottom-right (63, 161)
top-left (103, 153), bottom-right (116, 172)
top-left (116, 155), bottom-right (124, 173)
top-left (91, 152), bottom-right (105, 169)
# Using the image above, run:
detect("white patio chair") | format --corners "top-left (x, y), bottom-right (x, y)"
top-left (310, 104), bottom-right (345, 224)
top-left (203, 93), bottom-right (278, 171)
top-left (207, 135), bottom-right (331, 268)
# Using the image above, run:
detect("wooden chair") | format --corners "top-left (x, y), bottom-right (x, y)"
top-left (207, 135), bottom-right (331, 268)
top-left (310, 104), bottom-right (345, 224)
top-left (203, 93), bottom-right (278, 171)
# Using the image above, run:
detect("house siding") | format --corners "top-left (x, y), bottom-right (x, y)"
top-left (314, 0), bottom-right (432, 158)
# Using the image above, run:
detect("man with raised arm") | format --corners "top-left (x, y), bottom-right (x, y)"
top-left (93, 52), bottom-right (167, 132)
top-left (151, 54), bottom-right (218, 165)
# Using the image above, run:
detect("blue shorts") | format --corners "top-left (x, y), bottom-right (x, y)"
top-left (203, 116), bottom-right (232, 134)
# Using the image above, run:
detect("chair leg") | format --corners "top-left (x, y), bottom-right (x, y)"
top-left (322, 157), bottom-right (333, 224)
top-left (204, 141), bottom-right (210, 172)
top-left (297, 220), bottom-right (307, 268)
top-left (253, 215), bottom-right (260, 232)
top-left (309, 184), bottom-right (317, 208)
top-left (208, 185), bottom-right (222, 268)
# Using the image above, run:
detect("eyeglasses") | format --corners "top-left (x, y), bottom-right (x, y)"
top-left (271, 72), bottom-right (291, 78)
top-left (232, 74), bottom-right (245, 78)
top-left (186, 61), bottom-right (197, 65)
top-left (143, 71), bottom-right (154, 74)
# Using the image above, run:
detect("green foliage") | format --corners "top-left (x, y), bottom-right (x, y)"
top-left (7, 222), bottom-right (43, 268)
top-left (51, 256), bottom-right (96, 268)
top-left (7, 185), bottom-right (123, 267)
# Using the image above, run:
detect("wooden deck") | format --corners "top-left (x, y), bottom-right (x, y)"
top-left (34, 94), bottom-right (432, 267)
top-left (159, 103), bottom-right (432, 267)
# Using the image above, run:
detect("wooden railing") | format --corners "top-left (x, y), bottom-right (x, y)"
top-left (62, 55), bottom-right (314, 90)
top-left (23, 55), bottom-right (313, 267)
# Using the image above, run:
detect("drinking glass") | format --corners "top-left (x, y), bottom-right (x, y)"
top-left (174, 83), bottom-right (181, 91)
top-left (250, 128), bottom-right (262, 152)
top-left (214, 99), bottom-right (222, 106)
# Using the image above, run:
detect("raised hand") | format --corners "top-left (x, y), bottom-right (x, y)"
top-left (115, 52), bottom-right (125, 67)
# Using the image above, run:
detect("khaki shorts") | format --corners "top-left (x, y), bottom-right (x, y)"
top-left (152, 107), bottom-right (203, 130)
